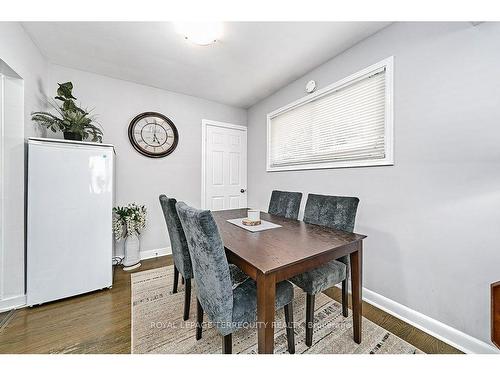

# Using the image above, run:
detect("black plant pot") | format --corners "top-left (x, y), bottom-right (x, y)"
top-left (63, 132), bottom-right (83, 141)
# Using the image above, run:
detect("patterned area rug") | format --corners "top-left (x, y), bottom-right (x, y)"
top-left (131, 266), bottom-right (421, 354)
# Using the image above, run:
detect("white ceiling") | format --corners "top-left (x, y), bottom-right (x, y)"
top-left (22, 22), bottom-right (390, 108)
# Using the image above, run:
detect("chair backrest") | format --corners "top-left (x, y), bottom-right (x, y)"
top-left (175, 202), bottom-right (233, 332)
top-left (159, 195), bottom-right (193, 279)
top-left (303, 193), bottom-right (359, 232)
top-left (268, 190), bottom-right (302, 220)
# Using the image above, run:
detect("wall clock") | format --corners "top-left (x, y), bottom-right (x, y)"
top-left (128, 112), bottom-right (179, 158)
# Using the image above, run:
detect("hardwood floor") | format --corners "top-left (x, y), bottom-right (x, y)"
top-left (0, 311), bottom-right (9, 323)
top-left (0, 256), bottom-right (173, 354)
top-left (0, 255), bottom-right (461, 354)
top-left (0, 311), bottom-right (13, 328)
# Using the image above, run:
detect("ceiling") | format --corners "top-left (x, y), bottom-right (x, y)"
top-left (22, 22), bottom-right (390, 108)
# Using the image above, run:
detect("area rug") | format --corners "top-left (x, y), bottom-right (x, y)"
top-left (131, 266), bottom-right (421, 354)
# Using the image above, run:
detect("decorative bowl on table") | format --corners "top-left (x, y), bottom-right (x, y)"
top-left (242, 218), bottom-right (261, 226)
top-left (243, 209), bottom-right (261, 226)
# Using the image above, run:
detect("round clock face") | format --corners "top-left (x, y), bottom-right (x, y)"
top-left (128, 112), bottom-right (179, 158)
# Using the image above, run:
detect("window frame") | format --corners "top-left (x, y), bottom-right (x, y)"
top-left (266, 56), bottom-right (394, 172)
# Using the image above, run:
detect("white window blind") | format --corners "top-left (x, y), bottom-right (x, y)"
top-left (267, 58), bottom-right (393, 171)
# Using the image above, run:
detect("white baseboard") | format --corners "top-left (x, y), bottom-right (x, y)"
top-left (0, 294), bottom-right (26, 313)
top-left (140, 246), bottom-right (171, 261)
top-left (362, 287), bottom-right (499, 354)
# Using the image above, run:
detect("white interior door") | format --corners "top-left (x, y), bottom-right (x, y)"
top-left (203, 120), bottom-right (247, 211)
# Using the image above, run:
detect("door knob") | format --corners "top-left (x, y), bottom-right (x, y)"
top-left (240, 189), bottom-right (246, 193)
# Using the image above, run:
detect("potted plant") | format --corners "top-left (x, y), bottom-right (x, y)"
top-left (31, 82), bottom-right (103, 142)
top-left (113, 203), bottom-right (147, 271)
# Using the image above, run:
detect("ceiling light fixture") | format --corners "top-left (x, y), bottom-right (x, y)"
top-left (173, 22), bottom-right (223, 46)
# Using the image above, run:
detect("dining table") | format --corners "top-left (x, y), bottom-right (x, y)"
top-left (212, 208), bottom-right (367, 354)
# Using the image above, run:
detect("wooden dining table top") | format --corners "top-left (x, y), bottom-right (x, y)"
top-left (212, 208), bottom-right (366, 275)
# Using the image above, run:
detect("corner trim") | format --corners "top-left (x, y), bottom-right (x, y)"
top-left (0, 294), bottom-right (26, 313)
top-left (0, 74), bottom-right (4, 302)
top-left (362, 287), bottom-right (499, 354)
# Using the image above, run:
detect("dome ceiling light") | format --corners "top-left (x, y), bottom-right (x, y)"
top-left (174, 22), bottom-right (223, 46)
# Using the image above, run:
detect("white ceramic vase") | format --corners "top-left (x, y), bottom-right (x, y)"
top-left (123, 233), bottom-right (141, 271)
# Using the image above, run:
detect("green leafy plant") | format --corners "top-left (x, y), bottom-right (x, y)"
top-left (113, 203), bottom-right (147, 241)
top-left (31, 82), bottom-right (103, 142)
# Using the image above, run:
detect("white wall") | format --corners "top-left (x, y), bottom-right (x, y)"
top-left (48, 64), bottom-right (247, 257)
top-left (0, 23), bottom-right (48, 138)
top-left (0, 22), bottom-right (48, 310)
top-left (247, 22), bottom-right (500, 350)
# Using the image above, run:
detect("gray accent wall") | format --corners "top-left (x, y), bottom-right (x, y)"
top-left (247, 22), bottom-right (500, 346)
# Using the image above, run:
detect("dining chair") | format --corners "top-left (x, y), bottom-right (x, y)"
top-left (268, 190), bottom-right (303, 220)
top-left (176, 202), bottom-right (296, 354)
top-left (159, 195), bottom-right (194, 321)
top-left (289, 193), bottom-right (359, 346)
top-left (160, 195), bottom-right (248, 321)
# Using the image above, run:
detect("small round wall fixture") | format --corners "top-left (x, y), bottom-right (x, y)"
top-left (306, 80), bottom-right (317, 93)
top-left (128, 112), bottom-right (179, 158)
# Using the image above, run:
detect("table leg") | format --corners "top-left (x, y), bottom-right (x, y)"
top-left (256, 271), bottom-right (276, 354)
top-left (350, 242), bottom-right (363, 344)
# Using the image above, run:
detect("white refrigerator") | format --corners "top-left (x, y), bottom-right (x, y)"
top-left (27, 137), bottom-right (115, 306)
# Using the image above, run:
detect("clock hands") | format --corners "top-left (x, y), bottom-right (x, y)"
top-left (150, 120), bottom-right (162, 145)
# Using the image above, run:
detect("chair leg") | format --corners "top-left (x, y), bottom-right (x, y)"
top-left (222, 334), bottom-right (232, 354)
top-left (183, 279), bottom-right (192, 321)
top-left (196, 298), bottom-right (203, 340)
top-left (342, 279), bottom-right (349, 317)
top-left (172, 267), bottom-right (179, 294)
top-left (305, 293), bottom-right (315, 347)
top-left (284, 302), bottom-right (295, 354)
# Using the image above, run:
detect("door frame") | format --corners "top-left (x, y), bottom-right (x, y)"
top-left (0, 73), bottom-right (4, 302)
top-left (201, 119), bottom-right (247, 209)
top-left (0, 61), bottom-right (24, 309)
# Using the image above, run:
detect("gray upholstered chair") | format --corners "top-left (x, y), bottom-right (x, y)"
top-left (160, 195), bottom-right (248, 321)
top-left (289, 193), bottom-right (359, 346)
top-left (176, 202), bottom-right (296, 354)
top-left (159, 195), bottom-right (194, 321)
top-left (268, 190), bottom-right (302, 220)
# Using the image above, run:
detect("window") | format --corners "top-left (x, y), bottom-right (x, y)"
top-left (267, 57), bottom-right (393, 171)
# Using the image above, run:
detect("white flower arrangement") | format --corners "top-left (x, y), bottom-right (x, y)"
top-left (112, 203), bottom-right (147, 241)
